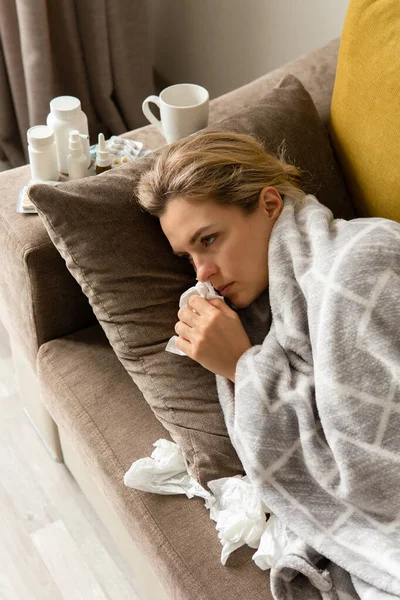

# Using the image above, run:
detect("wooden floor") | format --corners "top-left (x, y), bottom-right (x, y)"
top-left (0, 318), bottom-right (142, 600)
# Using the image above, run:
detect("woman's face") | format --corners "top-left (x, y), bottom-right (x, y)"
top-left (160, 186), bottom-right (283, 308)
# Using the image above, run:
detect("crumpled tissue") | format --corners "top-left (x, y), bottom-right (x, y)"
top-left (123, 439), bottom-right (211, 501)
top-left (166, 281), bottom-right (224, 356)
top-left (207, 475), bottom-right (270, 565)
top-left (124, 438), bottom-right (289, 569)
top-left (253, 514), bottom-right (291, 570)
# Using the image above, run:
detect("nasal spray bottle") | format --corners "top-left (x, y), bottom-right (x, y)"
top-left (95, 133), bottom-right (112, 174)
top-left (67, 130), bottom-right (89, 180)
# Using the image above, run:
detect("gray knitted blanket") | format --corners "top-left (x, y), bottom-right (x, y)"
top-left (217, 195), bottom-right (400, 600)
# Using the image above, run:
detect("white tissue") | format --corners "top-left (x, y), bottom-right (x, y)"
top-left (124, 438), bottom-right (289, 569)
top-left (123, 439), bottom-right (212, 501)
top-left (166, 281), bottom-right (224, 356)
top-left (252, 514), bottom-right (291, 570)
top-left (207, 475), bottom-right (270, 565)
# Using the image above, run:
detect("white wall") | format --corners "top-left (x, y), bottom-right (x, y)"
top-left (149, 0), bottom-right (350, 99)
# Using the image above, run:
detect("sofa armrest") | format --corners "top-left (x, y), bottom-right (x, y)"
top-left (0, 165), bottom-right (97, 369)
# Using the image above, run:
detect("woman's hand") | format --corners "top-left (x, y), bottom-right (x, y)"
top-left (174, 295), bottom-right (251, 381)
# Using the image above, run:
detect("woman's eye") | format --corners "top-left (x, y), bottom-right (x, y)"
top-left (179, 235), bottom-right (216, 263)
top-left (202, 234), bottom-right (216, 247)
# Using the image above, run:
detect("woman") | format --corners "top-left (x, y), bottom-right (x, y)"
top-left (137, 130), bottom-right (305, 382)
top-left (137, 130), bottom-right (400, 599)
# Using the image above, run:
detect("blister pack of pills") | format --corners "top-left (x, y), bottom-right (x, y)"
top-left (90, 136), bottom-right (151, 168)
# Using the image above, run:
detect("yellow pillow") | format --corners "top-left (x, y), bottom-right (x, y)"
top-left (329, 0), bottom-right (400, 221)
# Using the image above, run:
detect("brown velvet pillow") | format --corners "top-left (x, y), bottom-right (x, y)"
top-left (28, 74), bottom-right (354, 489)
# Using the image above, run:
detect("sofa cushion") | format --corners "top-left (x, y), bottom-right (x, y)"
top-left (329, 0), bottom-right (400, 221)
top-left (28, 74), bottom-right (354, 489)
top-left (36, 325), bottom-right (273, 600)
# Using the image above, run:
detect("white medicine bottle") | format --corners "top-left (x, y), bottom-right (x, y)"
top-left (27, 125), bottom-right (59, 181)
top-left (67, 130), bottom-right (89, 180)
top-left (47, 96), bottom-right (91, 174)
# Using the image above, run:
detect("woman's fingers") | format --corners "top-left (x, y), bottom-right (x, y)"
top-left (175, 336), bottom-right (191, 355)
top-left (187, 295), bottom-right (216, 316)
top-left (174, 320), bottom-right (192, 340)
top-left (177, 304), bottom-right (199, 324)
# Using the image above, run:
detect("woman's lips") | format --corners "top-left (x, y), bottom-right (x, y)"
top-left (219, 282), bottom-right (234, 295)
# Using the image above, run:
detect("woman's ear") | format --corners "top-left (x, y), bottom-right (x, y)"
top-left (259, 187), bottom-right (283, 221)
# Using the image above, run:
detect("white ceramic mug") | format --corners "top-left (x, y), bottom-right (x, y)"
top-left (142, 83), bottom-right (209, 144)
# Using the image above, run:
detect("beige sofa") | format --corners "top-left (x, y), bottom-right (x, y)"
top-left (0, 38), bottom-right (342, 600)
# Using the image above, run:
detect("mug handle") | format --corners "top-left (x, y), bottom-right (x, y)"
top-left (142, 95), bottom-right (164, 136)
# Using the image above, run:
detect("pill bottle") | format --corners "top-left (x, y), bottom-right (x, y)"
top-left (47, 96), bottom-right (90, 174)
top-left (27, 125), bottom-right (59, 181)
top-left (67, 130), bottom-right (89, 180)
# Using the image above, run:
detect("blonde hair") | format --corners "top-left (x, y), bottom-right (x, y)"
top-left (136, 130), bottom-right (306, 216)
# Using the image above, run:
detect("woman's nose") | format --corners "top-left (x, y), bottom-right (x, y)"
top-left (194, 259), bottom-right (218, 283)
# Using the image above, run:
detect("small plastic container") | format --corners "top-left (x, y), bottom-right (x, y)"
top-left (95, 133), bottom-right (112, 174)
top-left (47, 96), bottom-right (91, 174)
top-left (27, 125), bottom-right (59, 181)
top-left (67, 130), bottom-right (89, 180)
